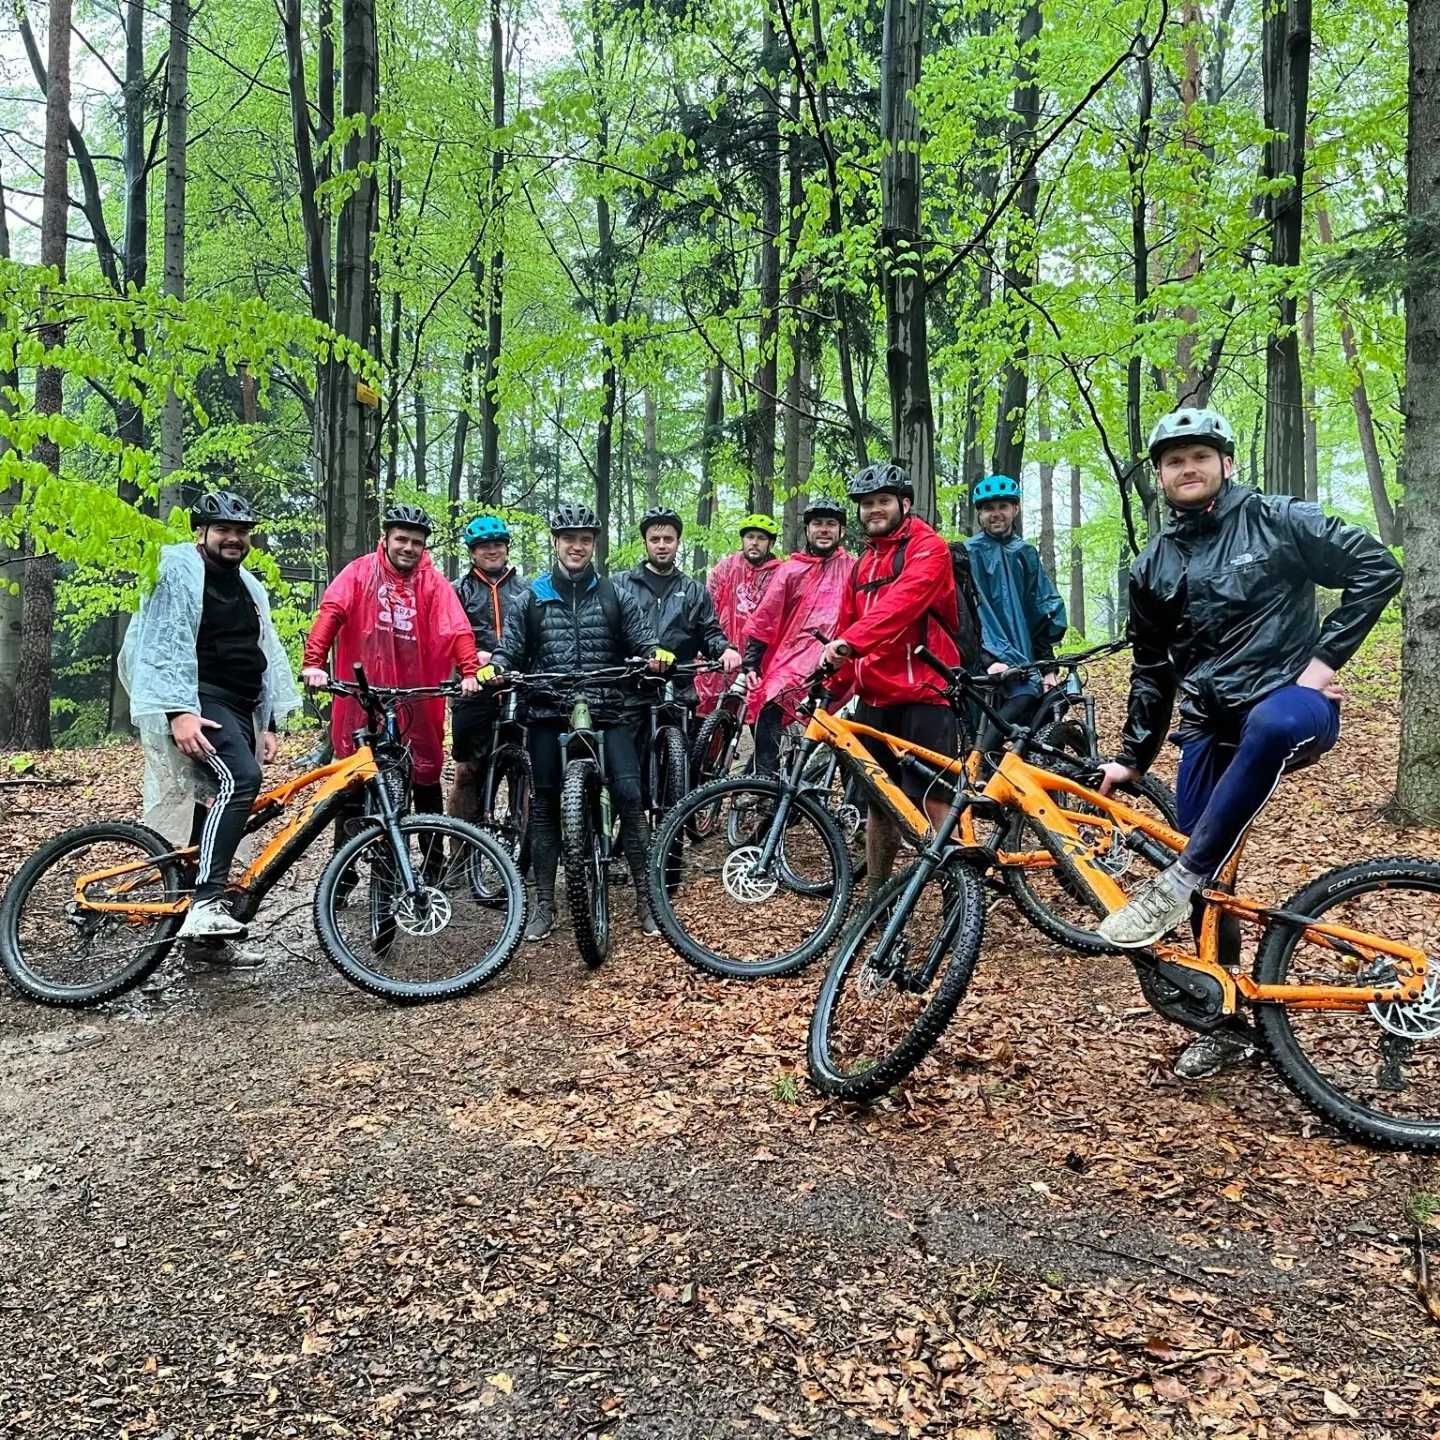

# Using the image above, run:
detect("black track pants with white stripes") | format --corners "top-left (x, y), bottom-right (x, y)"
top-left (187, 693), bottom-right (263, 900)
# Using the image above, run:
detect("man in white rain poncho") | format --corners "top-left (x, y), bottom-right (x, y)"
top-left (119, 492), bottom-right (301, 942)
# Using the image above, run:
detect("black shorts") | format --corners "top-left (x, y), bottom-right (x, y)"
top-left (451, 699), bottom-right (497, 765)
top-left (854, 701), bottom-right (959, 805)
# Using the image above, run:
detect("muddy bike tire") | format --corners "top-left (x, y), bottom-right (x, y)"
top-left (808, 856), bottom-right (986, 1102)
top-left (315, 815), bottom-right (525, 1002)
top-left (0, 821), bottom-right (187, 1007)
top-left (648, 773), bottom-right (852, 980)
top-left (562, 759), bottom-right (610, 968)
top-left (1253, 857), bottom-right (1440, 1152)
top-left (1003, 725), bottom-right (1180, 955)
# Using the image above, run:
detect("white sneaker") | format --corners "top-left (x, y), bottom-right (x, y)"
top-left (178, 897), bottom-right (247, 940)
top-left (1097, 871), bottom-right (1191, 948)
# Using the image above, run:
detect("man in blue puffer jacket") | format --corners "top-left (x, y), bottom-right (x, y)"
top-left (965, 474), bottom-right (1068, 753)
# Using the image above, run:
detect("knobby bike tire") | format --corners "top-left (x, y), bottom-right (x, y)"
top-left (687, 707), bottom-right (742, 841)
top-left (808, 855), bottom-right (986, 1102)
top-left (483, 742), bottom-right (534, 876)
top-left (1253, 856), bottom-right (1440, 1152)
top-left (0, 821), bottom-right (186, 1007)
top-left (647, 772), bottom-right (852, 980)
top-left (314, 815), bottom-right (525, 1002)
top-left (655, 725), bottom-right (690, 892)
top-left (1003, 727), bottom-right (1180, 955)
top-left (562, 759), bottom-right (610, 968)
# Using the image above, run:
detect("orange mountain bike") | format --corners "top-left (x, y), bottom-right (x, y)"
top-left (0, 668), bottom-right (526, 1007)
top-left (804, 646), bottom-right (1440, 1151)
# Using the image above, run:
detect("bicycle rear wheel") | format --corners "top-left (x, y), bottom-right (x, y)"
top-left (808, 856), bottom-right (985, 1101)
top-left (0, 822), bottom-right (186, 1006)
top-left (478, 743), bottom-right (533, 894)
top-left (649, 774), bottom-right (851, 979)
top-left (1253, 857), bottom-right (1440, 1151)
top-left (562, 759), bottom-right (610, 968)
top-left (315, 816), bottom-right (524, 1002)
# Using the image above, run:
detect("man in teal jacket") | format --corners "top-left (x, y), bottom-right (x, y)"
top-left (965, 474), bottom-right (1068, 751)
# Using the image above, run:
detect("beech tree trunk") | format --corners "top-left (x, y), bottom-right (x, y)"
top-left (880, 0), bottom-right (935, 520)
top-left (1068, 463), bottom-right (1086, 637)
top-left (1397, 0), bottom-right (1440, 818)
top-left (159, 0), bottom-right (189, 500)
top-left (694, 363), bottom-right (725, 575)
top-left (1301, 293), bottom-right (1319, 504)
top-left (592, 19), bottom-right (617, 565)
top-left (751, 16), bottom-right (782, 515)
top-left (13, 0), bottom-right (72, 749)
top-left (1037, 402), bottom-right (1056, 577)
top-left (0, 170), bottom-right (21, 743)
top-left (478, 0), bottom-right (506, 504)
top-left (1261, 0), bottom-right (1312, 498)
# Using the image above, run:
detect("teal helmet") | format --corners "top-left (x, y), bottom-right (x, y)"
top-left (972, 474), bottom-right (1022, 505)
top-left (463, 514), bottom-right (511, 546)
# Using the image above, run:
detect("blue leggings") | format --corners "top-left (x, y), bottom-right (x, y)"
top-left (1176, 685), bottom-right (1340, 880)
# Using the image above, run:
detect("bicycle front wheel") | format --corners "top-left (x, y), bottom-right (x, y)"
top-left (1253, 857), bottom-right (1440, 1151)
top-left (808, 855), bottom-right (985, 1102)
top-left (315, 816), bottom-right (525, 1002)
top-left (0, 822), bottom-right (187, 1006)
top-left (479, 743), bottom-right (533, 890)
top-left (562, 759), bottom-right (610, 968)
top-left (649, 774), bottom-right (852, 980)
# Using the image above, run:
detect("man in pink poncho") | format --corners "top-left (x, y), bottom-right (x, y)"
top-left (741, 498), bottom-right (854, 772)
top-left (300, 504), bottom-right (479, 817)
top-left (695, 513), bottom-right (787, 717)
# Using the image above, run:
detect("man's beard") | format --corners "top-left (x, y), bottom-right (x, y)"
top-left (648, 557), bottom-right (677, 573)
top-left (205, 538), bottom-right (246, 568)
top-left (744, 549), bottom-right (769, 566)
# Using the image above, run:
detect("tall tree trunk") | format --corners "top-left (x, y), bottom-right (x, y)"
top-left (1301, 293), bottom-right (1319, 504)
top-left (14, 0), bottom-right (72, 749)
top-left (751, 15), bottom-right (782, 515)
top-left (1172, 0), bottom-right (1204, 394)
top-left (782, 78), bottom-right (811, 554)
top-left (880, 0), bottom-right (935, 520)
top-left (990, 0), bottom-right (1042, 484)
top-left (0, 170), bottom-right (21, 743)
top-left (1261, 0), bottom-right (1312, 498)
top-left (643, 382), bottom-right (660, 509)
top-left (1036, 401), bottom-right (1056, 576)
top-left (414, 381), bottom-right (428, 494)
top-left (1125, 49), bottom-right (1161, 535)
top-left (1397, 0), bottom-right (1440, 817)
top-left (384, 166), bottom-right (402, 501)
top-left (694, 363), bottom-right (725, 574)
top-left (1314, 200), bottom-right (1398, 542)
top-left (592, 20), bottom-right (617, 565)
top-left (159, 0), bottom-right (189, 502)
top-left (478, 0), bottom-right (506, 505)
top-left (1068, 462), bottom-right (1086, 637)
top-left (326, 0), bottom-right (380, 576)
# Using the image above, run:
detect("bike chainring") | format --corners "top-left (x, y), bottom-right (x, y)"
top-left (722, 845), bottom-right (779, 902)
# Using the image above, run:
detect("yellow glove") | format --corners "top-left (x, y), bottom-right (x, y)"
top-left (652, 649), bottom-right (676, 671)
top-left (475, 664), bottom-right (499, 684)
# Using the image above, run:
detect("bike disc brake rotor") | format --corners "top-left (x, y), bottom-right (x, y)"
top-left (390, 887), bottom-right (452, 937)
top-left (1368, 964), bottom-right (1440, 1041)
top-left (723, 845), bottom-right (779, 902)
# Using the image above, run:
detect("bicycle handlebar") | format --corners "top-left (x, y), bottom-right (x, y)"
top-left (326, 662), bottom-right (461, 705)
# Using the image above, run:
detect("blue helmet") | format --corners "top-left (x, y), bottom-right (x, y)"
top-left (972, 474), bottom-right (1022, 505)
top-left (463, 514), bottom-right (511, 546)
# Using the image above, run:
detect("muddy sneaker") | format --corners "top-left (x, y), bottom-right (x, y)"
top-left (1098, 871), bottom-right (1191, 949)
top-left (186, 938), bottom-right (267, 970)
top-left (636, 891), bottom-right (659, 937)
top-left (1173, 1029), bottom-right (1256, 1080)
top-left (525, 898), bottom-right (556, 943)
top-left (178, 896), bottom-right (247, 941)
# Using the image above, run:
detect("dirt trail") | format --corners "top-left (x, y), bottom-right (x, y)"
top-left (3, 650), bottom-right (1440, 1438)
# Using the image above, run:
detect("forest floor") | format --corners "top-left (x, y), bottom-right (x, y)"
top-left (2, 638), bottom-right (1440, 1440)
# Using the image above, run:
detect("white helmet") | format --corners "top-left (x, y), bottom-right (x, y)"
top-left (1147, 408), bottom-right (1236, 462)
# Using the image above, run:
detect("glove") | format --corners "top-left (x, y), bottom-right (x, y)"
top-left (475, 664), bottom-right (499, 684)
top-left (651, 649), bottom-right (676, 671)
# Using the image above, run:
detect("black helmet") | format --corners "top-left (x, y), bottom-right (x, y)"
top-left (846, 462), bottom-right (914, 501)
top-left (381, 502), bottom-right (433, 535)
top-left (639, 506), bottom-right (683, 538)
top-left (190, 490), bottom-right (256, 528)
top-left (549, 500), bottom-right (599, 533)
top-left (802, 498), bottom-right (846, 524)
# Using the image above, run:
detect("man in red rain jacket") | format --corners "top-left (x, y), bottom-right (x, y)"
top-left (821, 464), bottom-right (961, 895)
top-left (695, 514), bottom-right (786, 717)
top-left (300, 504), bottom-right (479, 817)
top-left (741, 499), bottom-right (854, 773)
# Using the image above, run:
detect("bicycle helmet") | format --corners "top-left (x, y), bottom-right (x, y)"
top-left (1147, 408), bottom-right (1236, 462)
top-left (846, 462), bottom-right (914, 501)
top-left (639, 506), bottom-right (684, 538)
top-left (190, 490), bottom-right (256, 527)
top-left (381, 502), bottom-right (433, 534)
top-left (463, 514), bottom-right (511, 546)
top-left (972, 474), bottom-right (1022, 505)
top-left (549, 500), bottom-right (599, 533)
top-left (803, 498), bottom-right (846, 524)
top-left (738, 513), bottom-right (779, 538)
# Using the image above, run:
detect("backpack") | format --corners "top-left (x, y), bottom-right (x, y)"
top-left (947, 542), bottom-right (985, 669)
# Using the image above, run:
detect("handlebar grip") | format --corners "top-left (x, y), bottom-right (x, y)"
top-left (352, 662), bottom-right (372, 696)
top-left (913, 645), bottom-right (958, 686)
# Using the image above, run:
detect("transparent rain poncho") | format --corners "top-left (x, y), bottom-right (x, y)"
top-left (118, 543), bottom-right (301, 841)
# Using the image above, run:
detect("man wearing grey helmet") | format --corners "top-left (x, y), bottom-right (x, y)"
top-left (1095, 406), bottom-right (1402, 1077)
